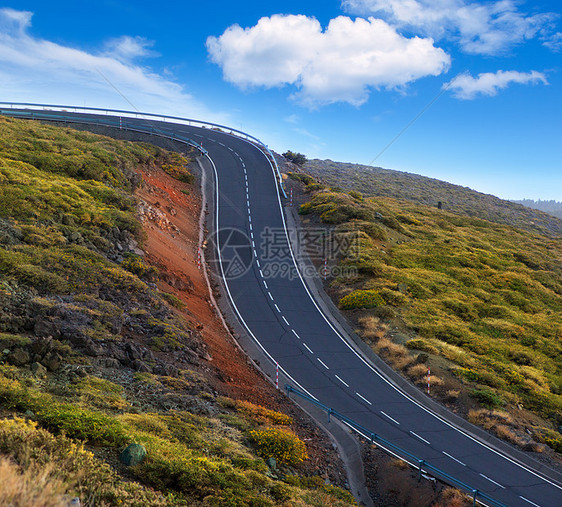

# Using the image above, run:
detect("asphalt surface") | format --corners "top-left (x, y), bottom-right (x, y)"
top-left (3, 108), bottom-right (562, 507)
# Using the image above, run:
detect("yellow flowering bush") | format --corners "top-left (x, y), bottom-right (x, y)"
top-left (236, 400), bottom-right (293, 425)
top-left (249, 428), bottom-right (307, 466)
top-left (339, 289), bottom-right (386, 310)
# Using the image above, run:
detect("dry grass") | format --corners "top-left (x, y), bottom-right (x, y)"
top-left (407, 364), bottom-right (429, 379)
top-left (468, 409), bottom-right (528, 446)
top-left (0, 457), bottom-right (69, 507)
top-left (437, 487), bottom-right (471, 507)
top-left (445, 389), bottom-right (460, 402)
top-left (358, 316), bottom-right (388, 343)
top-left (468, 408), bottom-right (513, 427)
top-left (494, 425), bottom-right (526, 446)
top-left (373, 337), bottom-right (415, 370)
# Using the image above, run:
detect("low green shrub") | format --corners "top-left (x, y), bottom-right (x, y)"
top-left (160, 291), bottom-right (186, 310)
top-left (470, 388), bottom-right (504, 409)
top-left (339, 290), bottom-right (386, 310)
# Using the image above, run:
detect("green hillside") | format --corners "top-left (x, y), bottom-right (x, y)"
top-left (301, 159), bottom-right (562, 238)
top-left (291, 173), bottom-right (562, 454)
top-left (0, 117), bottom-right (355, 506)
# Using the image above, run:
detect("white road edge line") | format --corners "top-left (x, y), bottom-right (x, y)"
top-left (249, 145), bottom-right (562, 492)
top-left (303, 343), bottom-right (314, 354)
top-left (317, 358), bottom-right (329, 369)
top-left (442, 451), bottom-right (466, 466)
top-left (335, 375), bottom-right (349, 387)
top-left (198, 121), bottom-right (562, 493)
top-left (356, 393), bottom-right (372, 405)
top-left (519, 496), bottom-right (542, 507)
top-left (410, 431), bottom-right (431, 445)
top-left (380, 411), bottom-right (400, 425)
top-left (205, 153), bottom-right (316, 401)
top-left (479, 474), bottom-right (505, 489)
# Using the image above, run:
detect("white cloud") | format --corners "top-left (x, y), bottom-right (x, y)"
top-left (445, 70), bottom-right (548, 99)
top-left (104, 36), bottom-right (158, 63)
top-left (543, 31), bottom-right (562, 52)
top-left (207, 14), bottom-right (450, 107)
top-left (342, 0), bottom-right (556, 54)
top-left (0, 8), bottom-right (224, 122)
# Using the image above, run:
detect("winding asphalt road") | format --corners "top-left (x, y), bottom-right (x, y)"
top-left (3, 107), bottom-right (562, 507)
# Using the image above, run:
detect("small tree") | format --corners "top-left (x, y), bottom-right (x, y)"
top-left (282, 151), bottom-right (307, 166)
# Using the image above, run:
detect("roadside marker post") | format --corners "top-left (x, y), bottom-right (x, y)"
top-left (427, 367), bottom-right (431, 395)
top-left (276, 362), bottom-right (279, 389)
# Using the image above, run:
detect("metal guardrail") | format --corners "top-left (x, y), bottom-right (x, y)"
top-left (0, 102), bottom-right (287, 198)
top-left (285, 384), bottom-right (507, 507)
top-left (0, 108), bottom-right (206, 154)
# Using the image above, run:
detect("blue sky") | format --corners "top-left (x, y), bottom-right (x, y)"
top-left (1, 0), bottom-right (560, 200)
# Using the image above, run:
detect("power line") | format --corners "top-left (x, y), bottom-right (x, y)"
top-left (368, 74), bottom-right (462, 166)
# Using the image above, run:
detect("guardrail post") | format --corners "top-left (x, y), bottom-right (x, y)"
top-left (418, 460), bottom-right (425, 482)
top-left (472, 490), bottom-right (478, 506)
top-left (328, 408), bottom-right (332, 423)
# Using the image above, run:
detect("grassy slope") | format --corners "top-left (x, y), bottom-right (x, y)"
top-left (0, 117), bottom-right (355, 506)
top-left (302, 159), bottom-right (562, 238)
top-left (292, 173), bottom-right (562, 454)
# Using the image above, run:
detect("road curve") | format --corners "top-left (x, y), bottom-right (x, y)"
top-left (4, 108), bottom-right (562, 507)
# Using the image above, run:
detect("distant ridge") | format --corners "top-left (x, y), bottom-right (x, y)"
top-left (300, 159), bottom-right (562, 238)
top-left (512, 199), bottom-right (562, 220)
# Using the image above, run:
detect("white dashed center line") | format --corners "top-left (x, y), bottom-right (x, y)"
top-left (442, 451), bottom-right (465, 466)
top-left (303, 343), bottom-right (314, 354)
top-left (282, 316), bottom-right (290, 326)
top-left (263, 280), bottom-right (268, 289)
top-left (410, 431), bottom-right (431, 445)
top-left (317, 358), bottom-right (329, 369)
top-left (479, 474), bottom-right (505, 489)
top-left (335, 375), bottom-right (349, 387)
top-left (380, 411), bottom-right (400, 425)
top-left (291, 329), bottom-right (300, 339)
top-left (519, 496), bottom-right (541, 507)
top-left (274, 303), bottom-right (281, 313)
top-left (267, 292), bottom-right (273, 300)
top-left (356, 393), bottom-right (372, 405)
